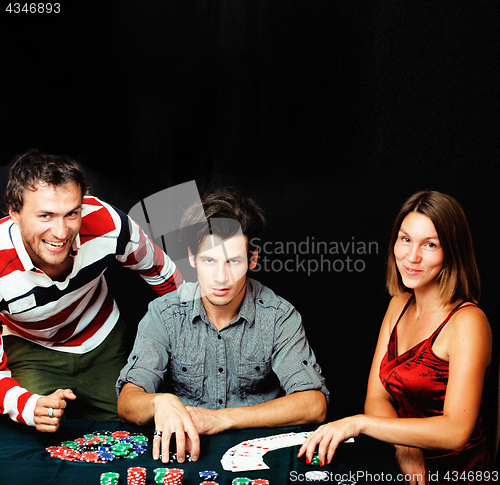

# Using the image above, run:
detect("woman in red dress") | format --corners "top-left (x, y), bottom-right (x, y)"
top-left (298, 190), bottom-right (493, 484)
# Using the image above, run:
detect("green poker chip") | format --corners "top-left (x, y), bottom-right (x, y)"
top-left (60, 441), bottom-right (78, 449)
top-left (153, 467), bottom-right (170, 483)
top-left (232, 478), bottom-right (252, 485)
top-left (100, 472), bottom-right (120, 485)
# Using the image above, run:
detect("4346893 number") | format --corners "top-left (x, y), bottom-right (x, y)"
top-left (6, 3), bottom-right (60, 13)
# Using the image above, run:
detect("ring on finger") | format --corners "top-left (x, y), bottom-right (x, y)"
top-left (48, 407), bottom-right (54, 418)
top-left (153, 430), bottom-right (163, 437)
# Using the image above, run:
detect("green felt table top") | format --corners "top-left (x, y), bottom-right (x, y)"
top-left (0, 415), bottom-right (402, 485)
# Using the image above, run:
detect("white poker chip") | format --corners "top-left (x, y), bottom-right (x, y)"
top-left (305, 471), bottom-right (328, 481)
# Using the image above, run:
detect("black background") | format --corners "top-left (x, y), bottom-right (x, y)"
top-left (1, 0), bottom-right (499, 456)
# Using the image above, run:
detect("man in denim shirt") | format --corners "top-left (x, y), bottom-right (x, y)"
top-left (116, 188), bottom-right (329, 464)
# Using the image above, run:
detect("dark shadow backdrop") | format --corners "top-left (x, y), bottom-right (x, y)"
top-left (1, 0), bottom-right (499, 456)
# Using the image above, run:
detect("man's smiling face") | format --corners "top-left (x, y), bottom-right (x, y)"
top-left (10, 181), bottom-right (82, 271)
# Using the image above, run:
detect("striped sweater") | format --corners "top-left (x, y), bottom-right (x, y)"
top-left (0, 196), bottom-right (182, 425)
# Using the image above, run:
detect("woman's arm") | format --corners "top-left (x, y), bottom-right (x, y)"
top-left (298, 303), bottom-right (491, 467)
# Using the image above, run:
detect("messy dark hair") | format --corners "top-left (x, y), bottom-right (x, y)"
top-left (5, 149), bottom-right (88, 213)
top-left (180, 187), bottom-right (266, 257)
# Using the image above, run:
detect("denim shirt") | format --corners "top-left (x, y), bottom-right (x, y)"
top-left (116, 278), bottom-right (329, 409)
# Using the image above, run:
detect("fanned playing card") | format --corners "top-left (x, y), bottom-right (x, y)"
top-left (221, 431), bottom-right (313, 472)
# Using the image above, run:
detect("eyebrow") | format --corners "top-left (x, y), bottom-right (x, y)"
top-left (36, 205), bottom-right (82, 216)
top-left (199, 254), bottom-right (245, 261)
top-left (398, 228), bottom-right (439, 240)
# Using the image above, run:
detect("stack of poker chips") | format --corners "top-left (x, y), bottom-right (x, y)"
top-left (310, 451), bottom-right (321, 466)
top-left (154, 467), bottom-right (185, 484)
top-left (127, 466), bottom-right (147, 485)
top-left (46, 430), bottom-right (149, 463)
top-left (100, 472), bottom-right (120, 485)
top-left (163, 468), bottom-right (185, 484)
top-left (199, 470), bottom-right (219, 481)
top-left (154, 468), bottom-right (170, 483)
top-left (199, 470), bottom-right (219, 484)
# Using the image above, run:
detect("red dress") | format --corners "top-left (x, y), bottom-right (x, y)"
top-left (379, 296), bottom-right (491, 483)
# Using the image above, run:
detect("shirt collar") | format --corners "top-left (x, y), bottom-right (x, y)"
top-left (190, 279), bottom-right (256, 328)
top-left (72, 233), bottom-right (81, 254)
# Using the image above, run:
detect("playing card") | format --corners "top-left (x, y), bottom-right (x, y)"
top-left (221, 431), bottom-right (314, 472)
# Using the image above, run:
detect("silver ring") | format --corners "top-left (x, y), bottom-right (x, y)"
top-left (48, 407), bottom-right (54, 418)
top-left (153, 430), bottom-right (162, 437)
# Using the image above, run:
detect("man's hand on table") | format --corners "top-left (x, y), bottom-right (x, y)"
top-left (151, 393), bottom-right (200, 464)
top-left (34, 389), bottom-right (76, 432)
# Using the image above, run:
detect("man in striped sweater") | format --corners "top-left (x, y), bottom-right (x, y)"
top-left (0, 150), bottom-right (182, 432)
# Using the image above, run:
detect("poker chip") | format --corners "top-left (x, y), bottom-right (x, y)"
top-left (46, 446), bottom-right (82, 462)
top-left (127, 466), bottom-right (147, 485)
top-left (97, 450), bottom-right (116, 461)
top-left (200, 482), bottom-right (219, 485)
top-left (311, 451), bottom-right (320, 466)
top-left (81, 451), bottom-right (102, 463)
top-left (46, 430), bottom-right (149, 464)
top-left (251, 480), bottom-right (270, 485)
top-left (132, 434), bottom-right (149, 444)
top-left (153, 467), bottom-right (170, 483)
top-left (60, 440), bottom-right (78, 449)
top-left (199, 470), bottom-right (219, 480)
top-left (100, 472), bottom-right (120, 485)
top-left (162, 468), bottom-right (184, 484)
top-left (232, 478), bottom-right (252, 485)
top-left (166, 451), bottom-right (192, 463)
top-left (305, 471), bottom-right (329, 481)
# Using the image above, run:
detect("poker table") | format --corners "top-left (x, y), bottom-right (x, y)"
top-left (0, 416), bottom-right (403, 484)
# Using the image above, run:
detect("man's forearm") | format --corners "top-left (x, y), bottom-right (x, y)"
top-left (219, 390), bottom-right (327, 431)
top-left (117, 383), bottom-right (157, 426)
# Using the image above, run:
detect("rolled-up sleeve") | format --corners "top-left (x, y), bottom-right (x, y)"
top-left (265, 299), bottom-right (330, 403)
top-left (116, 298), bottom-right (171, 396)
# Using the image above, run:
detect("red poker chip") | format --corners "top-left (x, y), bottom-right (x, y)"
top-left (166, 468), bottom-right (184, 474)
top-left (251, 480), bottom-right (270, 485)
top-left (162, 469), bottom-right (184, 485)
top-left (50, 448), bottom-right (80, 459)
top-left (127, 466), bottom-right (147, 485)
top-left (84, 437), bottom-right (102, 445)
top-left (80, 451), bottom-right (101, 463)
top-left (46, 446), bottom-right (62, 453)
top-left (113, 430), bottom-right (130, 438)
top-left (200, 482), bottom-right (219, 485)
